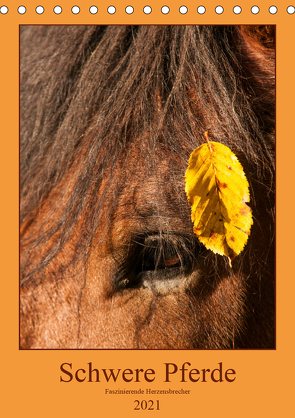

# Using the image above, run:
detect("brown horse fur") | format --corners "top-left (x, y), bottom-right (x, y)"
top-left (20, 25), bottom-right (275, 349)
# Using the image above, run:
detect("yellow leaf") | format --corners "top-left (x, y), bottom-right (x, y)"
top-left (185, 136), bottom-right (253, 265)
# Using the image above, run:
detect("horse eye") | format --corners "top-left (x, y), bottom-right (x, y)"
top-left (163, 256), bottom-right (181, 268)
top-left (142, 253), bottom-right (181, 271)
top-left (141, 240), bottom-right (184, 272)
top-left (118, 235), bottom-right (204, 289)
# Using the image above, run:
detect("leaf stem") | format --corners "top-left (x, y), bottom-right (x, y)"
top-left (204, 131), bottom-right (213, 152)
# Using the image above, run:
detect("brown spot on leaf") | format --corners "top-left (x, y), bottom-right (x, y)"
top-left (240, 206), bottom-right (250, 216)
top-left (216, 179), bottom-right (227, 189)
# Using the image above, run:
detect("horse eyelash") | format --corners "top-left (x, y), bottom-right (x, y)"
top-left (118, 233), bottom-right (204, 282)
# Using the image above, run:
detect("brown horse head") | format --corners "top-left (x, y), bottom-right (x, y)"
top-left (20, 25), bottom-right (275, 349)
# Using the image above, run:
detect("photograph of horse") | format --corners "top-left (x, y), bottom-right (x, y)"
top-left (20, 25), bottom-right (275, 349)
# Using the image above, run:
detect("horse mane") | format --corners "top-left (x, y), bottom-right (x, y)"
top-left (20, 25), bottom-right (275, 285)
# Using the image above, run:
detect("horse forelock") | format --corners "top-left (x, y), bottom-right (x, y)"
top-left (20, 25), bottom-right (275, 289)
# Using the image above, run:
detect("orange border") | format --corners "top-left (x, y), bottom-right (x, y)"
top-left (1, 1), bottom-right (294, 416)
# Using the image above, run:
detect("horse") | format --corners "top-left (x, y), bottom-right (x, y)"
top-left (20, 25), bottom-right (275, 349)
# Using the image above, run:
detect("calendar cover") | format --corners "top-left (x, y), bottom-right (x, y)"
top-left (1, 0), bottom-right (293, 416)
